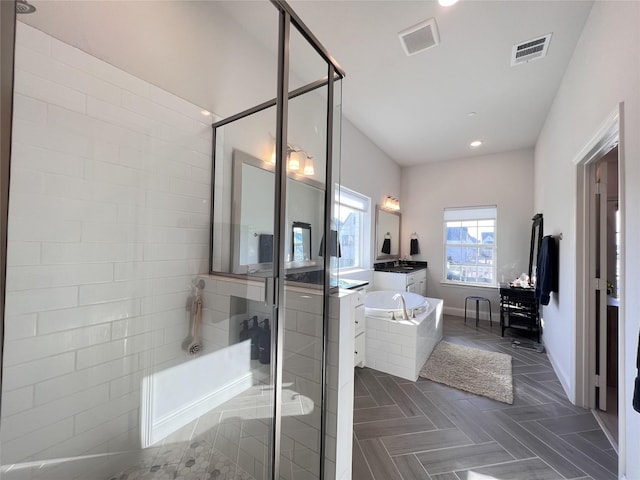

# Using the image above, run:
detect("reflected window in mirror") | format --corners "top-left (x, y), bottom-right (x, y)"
top-left (292, 221), bottom-right (312, 262)
top-left (336, 186), bottom-right (370, 270)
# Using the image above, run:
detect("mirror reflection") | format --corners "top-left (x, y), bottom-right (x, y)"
top-left (529, 213), bottom-right (544, 284)
top-left (375, 206), bottom-right (401, 260)
top-left (232, 149), bottom-right (324, 274)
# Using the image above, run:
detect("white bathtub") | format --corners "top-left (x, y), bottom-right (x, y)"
top-left (364, 290), bottom-right (429, 319)
top-left (364, 294), bottom-right (443, 381)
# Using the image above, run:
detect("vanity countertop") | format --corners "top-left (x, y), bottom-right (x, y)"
top-left (374, 261), bottom-right (428, 274)
top-left (337, 278), bottom-right (369, 290)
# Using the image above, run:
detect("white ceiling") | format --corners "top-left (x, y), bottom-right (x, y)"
top-left (285, 0), bottom-right (594, 166)
top-left (20, 0), bottom-right (594, 167)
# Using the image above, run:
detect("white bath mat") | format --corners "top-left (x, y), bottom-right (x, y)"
top-left (419, 341), bottom-right (513, 404)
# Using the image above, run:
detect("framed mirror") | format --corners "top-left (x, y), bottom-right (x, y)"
top-left (375, 205), bottom-right (401, 260)
top-left (528, 213), bottom-right (544, 284)
top-left (231, 149), bottom-right (324, 274)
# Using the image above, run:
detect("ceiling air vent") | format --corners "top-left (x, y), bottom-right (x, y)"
top-left (399, 18), bottom-right (440, 56)
top-left (511, 33), bottom-right (552, 66)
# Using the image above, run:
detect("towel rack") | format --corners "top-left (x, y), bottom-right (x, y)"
top-left (410, 232), bottom-right (418, 239)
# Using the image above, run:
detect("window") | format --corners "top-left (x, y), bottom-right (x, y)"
top-left (336, 186), bottom-right (370, 270)
top-left (443, 206), bottom-right (497, 286)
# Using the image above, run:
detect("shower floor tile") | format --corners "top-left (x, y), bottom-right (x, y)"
top-left (108, 442), bottom-right (256, 480)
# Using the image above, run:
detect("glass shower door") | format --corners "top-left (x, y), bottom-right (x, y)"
top-left (276, 18), bottom-right (341, 480)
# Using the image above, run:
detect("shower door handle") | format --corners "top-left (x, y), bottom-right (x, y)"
top-left (264, 277), bottom-right (277, 306)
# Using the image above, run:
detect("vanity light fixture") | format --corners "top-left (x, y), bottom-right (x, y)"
top-left (383, 196), bottom-right (400, 211)
top-left (268, 139), bottom-right (315, 175)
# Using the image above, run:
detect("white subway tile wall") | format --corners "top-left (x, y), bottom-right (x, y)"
top-left (3, 22), bottom-right (349, 480)
top-left (2, 23), bottom-right (212, 467)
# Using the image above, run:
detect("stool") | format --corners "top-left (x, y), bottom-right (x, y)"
top-left (464, 296), bottom-right (492, 327)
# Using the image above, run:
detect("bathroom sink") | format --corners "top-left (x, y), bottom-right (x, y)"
top-left (377, 266), bottom-right (415, 273)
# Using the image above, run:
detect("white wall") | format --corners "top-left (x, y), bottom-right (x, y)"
top-left (401, 149), bottom-right (534, 315)
top-left (20, 1), bottom-right (279, 120)
top-left (533, 2), bottom-right (640, 477)
top-left (340, 118), bottom-right (401, 273)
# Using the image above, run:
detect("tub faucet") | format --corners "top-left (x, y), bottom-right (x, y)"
top-left (393, 293), bottom-right (410, 320)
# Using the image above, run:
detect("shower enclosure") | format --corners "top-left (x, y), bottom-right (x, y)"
top-left (0, 1), bottom-right (344, 479)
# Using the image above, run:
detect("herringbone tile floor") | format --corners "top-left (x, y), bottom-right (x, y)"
top-left (352, 315), bottom-right (618, 480)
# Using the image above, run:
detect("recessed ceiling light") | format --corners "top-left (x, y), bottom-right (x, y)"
top-left (439, 0), bottom-right (459, 6)
top-left (467, 111), bottom-right (477, 117)
top-left (470, 140), bottom-right (483, 147)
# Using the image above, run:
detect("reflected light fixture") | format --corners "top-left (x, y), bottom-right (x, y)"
top-left (268, 138), bottom-right (315, 175)
top-left (303, 156), bottom-right (315, 176)
top-left (288, 150), bottom-right (302, 171)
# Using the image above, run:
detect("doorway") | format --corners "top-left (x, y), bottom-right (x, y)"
top-left (575, 106), bottom-right (623, 458)
top-left (589, 147), bottom-right (620, 445)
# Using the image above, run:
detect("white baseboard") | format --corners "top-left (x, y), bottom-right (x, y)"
top-left (544, 344), bottom-right (574, 403)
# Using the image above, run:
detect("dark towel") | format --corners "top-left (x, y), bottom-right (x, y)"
top-left (534, 235), bottom-right (558, 305)
top-left (410, 238), bottom-right (420, 255)
top-left (634, 329), bottom-right (640, 413)
top-left (381, 238), bottom-right (391, 254)
top-left (319, 230), bottom-right (341, 257)
top-left (258, 234), bottom-right (273, 263)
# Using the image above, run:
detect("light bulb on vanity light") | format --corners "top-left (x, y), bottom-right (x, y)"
top-left (288, 150), bottom-right (302, 171)
top-left (303, 156), bottom-right (315, 176)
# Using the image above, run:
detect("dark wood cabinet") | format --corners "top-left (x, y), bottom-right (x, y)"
top-left (499, 283), bottom-right (540, 342)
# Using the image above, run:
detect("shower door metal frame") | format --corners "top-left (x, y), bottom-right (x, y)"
top-left (209, 2), bottom-right (345, 479)
top-left (0, 0), bottom-right (17, 417)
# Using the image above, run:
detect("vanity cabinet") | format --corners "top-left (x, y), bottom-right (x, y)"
top-left (374, 268), bottom-right (427, 296)
top-left (352, 288), bottom-right (366, 367)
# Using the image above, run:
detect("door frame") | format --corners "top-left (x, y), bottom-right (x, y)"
top-left (574, 103), bottom-right (625, 471)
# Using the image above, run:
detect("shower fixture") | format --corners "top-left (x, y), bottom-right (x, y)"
top-left (16, 0), bottom-right (36, 14)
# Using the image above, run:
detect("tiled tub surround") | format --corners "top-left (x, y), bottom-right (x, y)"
top-left (365, 298), bottom-right (443, 381)
top-left (3, 22), bottom-right (211, 478)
